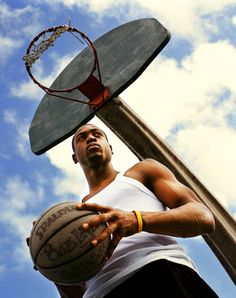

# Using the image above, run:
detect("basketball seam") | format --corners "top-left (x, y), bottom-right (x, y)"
top-left (31, 201), bottom-right (75, 233)
top-left (36, 237), bottom-right (108, 270)
top-left (43, 260), bottom-right (103, 285)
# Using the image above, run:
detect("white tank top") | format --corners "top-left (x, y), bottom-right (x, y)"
top-left (83, 173), bottom-right (197, 298)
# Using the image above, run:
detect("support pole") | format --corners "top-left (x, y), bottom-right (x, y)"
top-left (96, 96), bottom-right (236, 284)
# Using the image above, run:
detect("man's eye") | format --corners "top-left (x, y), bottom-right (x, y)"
top-left (94, 132), bottom-right (102, 137)
top-left (77, 135), bottom-right (86, 142)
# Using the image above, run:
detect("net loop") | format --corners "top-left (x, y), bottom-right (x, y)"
top-left (23, 25), bottom-right (70, 67)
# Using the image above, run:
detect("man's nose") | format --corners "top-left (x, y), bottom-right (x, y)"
top-left (86, 134), bottom-right (96, 143)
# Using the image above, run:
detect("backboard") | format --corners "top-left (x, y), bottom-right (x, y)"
top-left (29, 18), bottom-right (170, 155)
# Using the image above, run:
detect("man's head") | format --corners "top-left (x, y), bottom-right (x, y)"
top-left (72, 124), bottom-right (113, 168)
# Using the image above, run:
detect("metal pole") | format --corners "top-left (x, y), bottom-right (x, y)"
top-left (96, 96), bottom-right (236, 284)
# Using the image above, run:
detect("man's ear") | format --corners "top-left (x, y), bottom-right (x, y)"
top-left (72, 153), bottom-right (78, 164)
top-left (110, 145), bottom-right (113, 154)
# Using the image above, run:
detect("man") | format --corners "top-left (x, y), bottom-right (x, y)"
top-left (56, 123), bottom-right (218, 298)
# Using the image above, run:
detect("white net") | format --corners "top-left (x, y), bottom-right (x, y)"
top-left (23, 25), bottom-right (70, 67)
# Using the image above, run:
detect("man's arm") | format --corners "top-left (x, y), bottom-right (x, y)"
top-left (131, 158), bottom-right (215, 237)
top-left (55, 283), bottom-right (86, 298)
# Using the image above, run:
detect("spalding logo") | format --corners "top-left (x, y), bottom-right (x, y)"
top-left (35, 205), bottom-right (75, 241)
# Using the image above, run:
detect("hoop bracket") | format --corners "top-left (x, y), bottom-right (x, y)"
top-left (77, 74), bottom-right (110, 108)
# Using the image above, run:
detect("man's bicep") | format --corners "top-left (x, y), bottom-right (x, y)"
top-left (151, 170), bottom-right (200, 209)
top-left (134, 159), bottom-right (200, 209)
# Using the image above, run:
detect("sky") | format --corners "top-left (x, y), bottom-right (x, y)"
top-left (0, 0), bottom-right (236, 297)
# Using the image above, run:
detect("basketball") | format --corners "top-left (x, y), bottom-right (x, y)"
top-left (29, 201), bottom-right (110, 285)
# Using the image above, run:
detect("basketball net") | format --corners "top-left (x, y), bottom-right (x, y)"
top-left (23, 25), bottom-right (110, 108)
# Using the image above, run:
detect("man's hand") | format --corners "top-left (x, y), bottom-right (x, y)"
top-left (77, 203), bottom-right (138, 260)
top-left (26, 221), bottom-right (39, 271)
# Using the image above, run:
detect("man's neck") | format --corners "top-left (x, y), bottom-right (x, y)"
top-left (83, 164), bottom-right (118, 196)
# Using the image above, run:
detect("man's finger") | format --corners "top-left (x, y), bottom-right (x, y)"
top-left (105, 232), bottom-right (122, 260)
top-left (76, 202), bottom-right (112, 213)
top-left (26, 237), bottom-right (30, 247)
top-left (91, 223), bottom-right (116, 247)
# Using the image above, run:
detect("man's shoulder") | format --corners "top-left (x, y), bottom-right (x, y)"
top-left (128, 158), bottom-right (164, 171)
top-left (124, 158), bottom-right (166, 181)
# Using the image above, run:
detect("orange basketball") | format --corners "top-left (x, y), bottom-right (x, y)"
top-left (29, 201), bottom-right (110, 285)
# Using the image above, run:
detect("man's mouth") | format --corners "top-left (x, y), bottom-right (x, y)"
top-left (87, 143), bottom-right (100, 150)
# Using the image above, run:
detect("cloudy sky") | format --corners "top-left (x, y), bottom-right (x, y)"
top-left (0, 1), bottom-right (236, 297)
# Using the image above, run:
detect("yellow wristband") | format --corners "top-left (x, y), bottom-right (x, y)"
top-left (132, 210), bottom-right (143, 233)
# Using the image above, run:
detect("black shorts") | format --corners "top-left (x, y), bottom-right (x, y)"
top-left (104, 259), bottom-right (219, 298)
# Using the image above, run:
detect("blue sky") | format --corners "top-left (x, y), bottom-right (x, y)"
top-left (0, 1), bottom-right (236, 297)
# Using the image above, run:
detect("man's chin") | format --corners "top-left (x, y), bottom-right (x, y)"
top-left (87, 153), bottom-right (103, 164)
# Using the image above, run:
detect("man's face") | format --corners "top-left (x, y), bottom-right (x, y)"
top-left (72, 124), bottom-right (112, 168)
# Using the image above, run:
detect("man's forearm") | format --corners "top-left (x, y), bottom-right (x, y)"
top-left (141, 202), bottom-right (215, 237)
top-left (55, 282), bottom-right (86, 298)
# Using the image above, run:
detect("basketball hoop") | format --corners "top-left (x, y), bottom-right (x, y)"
top-left (23, 25), bottom-right (110, 108)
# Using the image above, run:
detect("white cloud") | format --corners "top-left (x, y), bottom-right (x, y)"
top-left (0, 176), bottom-right (44, 214)
top-left (10, 79), bottom-right (43, 101)
top-left (38, 0), bottom-right (127, 12)
top-left (3, 110), bottom-right (31, 160)
top-left (0, 2), bottom-right (42, 37)
top-left (182, 40), bottom-right (236, 93)
top-left (0, 2), bottom-right (35, 21)
top-left (38, 0), bottom-right (236, 45)
top-left (173, 125), bottom-right (236, 209)
top-left (0, 265), bottom-right (5, 273)
top-left (0, 176), bottom-right (45, 268)
top-left (0, 2), bottom-right (43, 64)
top-left (46, 138), bottom-right (86, 198)
top-left (122, 40), bottom-right (236, 136)
top-left (137, 0), bottom-right (236, 43)
top-left (0, 35), bottom-right (21, 64)
top-left (232, 15), bottom-right (236, 26)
